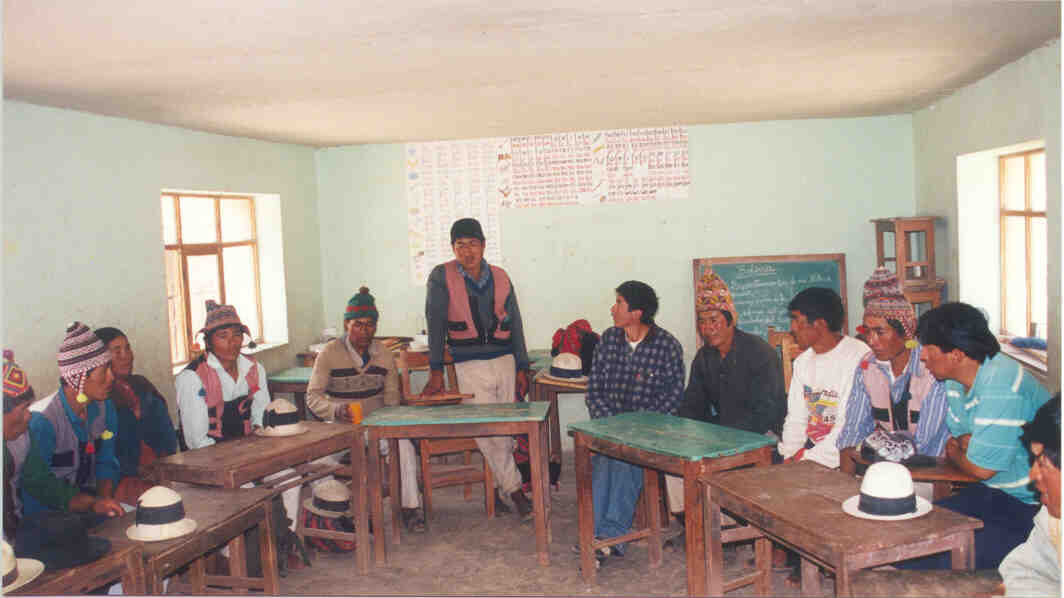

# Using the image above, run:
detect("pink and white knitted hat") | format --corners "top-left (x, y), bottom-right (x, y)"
top-left (198, 300), bottom-right (250, 338)
top-left (57, 322), bottom-right (112, 394)
top-left (862, 267), bottom-right (916, 339)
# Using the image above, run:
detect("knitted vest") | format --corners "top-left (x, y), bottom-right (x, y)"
top-left (443, 260), bottom-right (512, 346)
top-left (860, 350), bottom-right (936, 434)
top-left (32, 391), bottom-right (107, 488)
top-left (187, 355), bottom-right (260, 440)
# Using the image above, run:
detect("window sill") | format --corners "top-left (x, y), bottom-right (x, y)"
top-left (998, 337), bottom-right (1049, 386)
top-left (171, 341), bottom-right (289, 376)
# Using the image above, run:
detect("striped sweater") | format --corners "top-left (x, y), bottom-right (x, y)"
top-left (306, 337), bottom-right (400, 421)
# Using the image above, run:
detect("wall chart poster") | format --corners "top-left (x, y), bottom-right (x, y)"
top-left (407, 126), bottom-right (690, 284)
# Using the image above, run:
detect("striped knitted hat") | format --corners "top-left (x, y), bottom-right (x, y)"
top-left (863, 267), bottom-right (916, 339)
top-left (344, 287), bottom-right (378, 322)
top-left (57, 322), bottom-right (112, 394)
top-left (199, 300), bottom-right (250, 338)
top-left (3, 350), bottom-right (35, 412)
top-left (695, 268), bottom-right (739, 322)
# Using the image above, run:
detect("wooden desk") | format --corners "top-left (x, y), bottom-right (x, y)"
top-left (93, 485), bottom-right (278, 595)
top-left (11, 544), bottom-right (146, 596)
top-left (362, 402), bottom-right (553, 567)
top-left (839, 447), bottom-right (980, 500)
top-left (568, 412), bottom-right (774, 596)
top-left (266, 367), bottom-right (313, 420)
top-left (703, 461), bottom-right (983, 597)
top-left (530, 369), bottom-right (587, 467)
top-left (150, 421), bottom-right (369, 574)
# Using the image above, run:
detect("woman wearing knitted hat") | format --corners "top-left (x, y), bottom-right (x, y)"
top-left (21, 324), bottom-right (125, 519)
top-left (835, 266), bottom-right (951, 459)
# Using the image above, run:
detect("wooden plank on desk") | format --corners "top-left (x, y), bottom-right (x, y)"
top-left (267, 366), bottom-right (313, 383)
top-left (568, 412), bottom-right (774, 460)
top-left (363, 402), bottom-right (550, 426)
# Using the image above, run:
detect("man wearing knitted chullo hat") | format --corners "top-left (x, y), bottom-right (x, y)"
top-left (836, 266), bottom-right (951, 458)
top-left (306, 287), bottom-right (426, 532)
top-left (22, 323), bottom-right (125, 519)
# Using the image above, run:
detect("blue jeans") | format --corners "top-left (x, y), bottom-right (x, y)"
top-left (896, 483), bottom-right (1039, 570)
top-left (591, 455), bottom-right (644, 555)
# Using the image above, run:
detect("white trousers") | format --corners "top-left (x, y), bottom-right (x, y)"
top-left (453, 354), bottom-right (522, 495)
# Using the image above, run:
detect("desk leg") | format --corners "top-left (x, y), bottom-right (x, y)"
top-left (188, 554), bottom-right (206, 594)
top-left (573, 432), bottom-right (596, 584)
top-left (368, 429), bottom-right (387, 567)
top-left (800, 557), bottom-right (820, 597)
top-left (704, 482), bottom-right (724, 597)
top-left (122, 548), bottom-right (148, 595)
top-left (531, 383), bottom-right (562, 469)
top-left (295, 391), bottom-right (307, 422)
top-left (644, 467), bottom-right (662, 568)
top-left (951, 531), bottom-right (975, 570)
top-left (685, 460), bottom-right (707, 596)
top-left (389, 438), bottom-right (401, 544)
top-left (528, 420), bottom-right (550, 566)
top-left (259, 500), bottom-right (281, 595)
top-left (228, 534), bottom-right (248, 580)
top-left (352, 425), bottom-right (370, 575)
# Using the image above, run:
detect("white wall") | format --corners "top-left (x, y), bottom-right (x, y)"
top-left (913, 39), bottom-right (1061, 391)
top-left (2, 101), bottom-right (324, 406)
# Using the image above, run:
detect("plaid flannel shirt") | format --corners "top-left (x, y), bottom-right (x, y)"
top-left (585, 325), bottom-right (685, 419)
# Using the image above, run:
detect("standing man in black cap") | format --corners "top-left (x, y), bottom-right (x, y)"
top-left (423, 217), bottom-right (534, 520)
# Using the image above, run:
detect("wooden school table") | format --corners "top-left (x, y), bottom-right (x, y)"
top-left (703, 460), bottom-right (983, 597)
top-left (529, 369), bottom-right (588, 470)
top-left (362, 401), bottom-right (553, 566)
top-left (150, 421), bottom-right (370, 574)
top-left (266, 367), bottom-right (313, 420)
top-left (10, 544), bottom-right (146, 596)
top-left (568, 412), bottom-right (774, 595)
top-left (93, 485), bottom-right (278, 595)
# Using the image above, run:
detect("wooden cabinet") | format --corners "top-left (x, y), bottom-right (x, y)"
top-left (871, 217), bottom-right (945, 313)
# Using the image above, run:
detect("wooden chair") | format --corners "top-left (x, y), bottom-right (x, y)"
top-left (766, 326), bottom-right (797, 392)
top-left (395, 349), bottom-right (494, 518)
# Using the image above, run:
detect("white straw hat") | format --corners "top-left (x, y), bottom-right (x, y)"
top-left (842, 461), bottom-right (932, 521)
top-left (126, 486), bottom-right (198, 542)
top-left (303, 479), bottom-right (352, 517)
top-left (541, 352), bottom-right (588, 384)
top-left (1, 540), bottom-right (43, 593)
top-left (256, 398), bottom-right (307, 437)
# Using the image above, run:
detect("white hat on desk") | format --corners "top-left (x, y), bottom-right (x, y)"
top-left (539, 352), bottom-right (588, 384)
top-left (842, 461), bottom-right (931, 521)
top-left (256, 398), bottom-right (307, 436)
top-left (1, 540), bottom-right (43, 592)
top-left (127, 486), bottom-right (198, 542)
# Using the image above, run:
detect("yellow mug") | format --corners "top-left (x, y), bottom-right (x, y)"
top-left (348, 402), bottom-right (363, 424)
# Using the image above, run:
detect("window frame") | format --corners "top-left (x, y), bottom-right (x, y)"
top-left (162, 192), bottom-right (265, 366)
top-left (998, 148), bottom-right (1047, 337)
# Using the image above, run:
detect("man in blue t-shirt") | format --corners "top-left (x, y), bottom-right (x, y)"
top-left (901, 302), bottom-right (1050, 570)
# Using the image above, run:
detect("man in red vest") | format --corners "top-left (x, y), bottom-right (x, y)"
top-left (423, 218), bottom-right (534, 520)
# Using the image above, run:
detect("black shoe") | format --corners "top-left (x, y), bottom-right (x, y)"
top-left (664, 530), bottom-right (685, 552)
top-left (401, 508), bottom-right (426, 533)
top-left (510, 490), bottom-right (533, 521)
top-left (493, 489), bottom-right (512, 514)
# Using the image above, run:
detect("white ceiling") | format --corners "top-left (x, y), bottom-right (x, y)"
top-left (4, 1), bottom-right (1060, 147)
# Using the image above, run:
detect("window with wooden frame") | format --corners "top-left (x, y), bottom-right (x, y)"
top-left (999, 149), bottom-right (1047, 337)
top-left (161, 193), bottom-right (265, 365)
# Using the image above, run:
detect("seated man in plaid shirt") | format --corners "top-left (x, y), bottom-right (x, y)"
top-left (581, 280), bottom-right (685, 568)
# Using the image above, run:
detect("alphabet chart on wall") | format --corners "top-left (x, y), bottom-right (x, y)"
top-left (406, 126), bottom-right (689, 284)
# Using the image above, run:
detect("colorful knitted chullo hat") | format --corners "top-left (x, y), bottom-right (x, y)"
top-left (4, 350), bottom-right (35, 412)
top-left (695, 268), bottom-right (739, 322)
top-left (199, 300), bottom-right (250, 338)
top-left (344, 287), bottom-right (379, 322)
top-left (57, 322), bottom-right (112, 398)
top-left (862, 267), bottom-right (916, 339)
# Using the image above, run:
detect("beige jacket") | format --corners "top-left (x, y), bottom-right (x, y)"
top-left (305, 337), bottom-right (400, 421)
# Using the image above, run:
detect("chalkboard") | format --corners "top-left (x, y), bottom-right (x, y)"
top-left (692, 254), bottom-right (847, 345)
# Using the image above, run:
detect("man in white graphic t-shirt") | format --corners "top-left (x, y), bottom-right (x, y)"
top-left (778, 287), bottom-right (869, 469)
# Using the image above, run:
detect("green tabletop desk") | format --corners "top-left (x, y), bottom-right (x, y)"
top-left (362, 402), bottom-right (554, 567)
top-left (568, 412), bottom-right (774, 596)
top-left (266, 367), bottom-right (312, 420)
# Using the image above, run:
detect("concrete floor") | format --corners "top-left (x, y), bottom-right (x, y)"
top-left (279, 452), bottom-right (834, 596)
